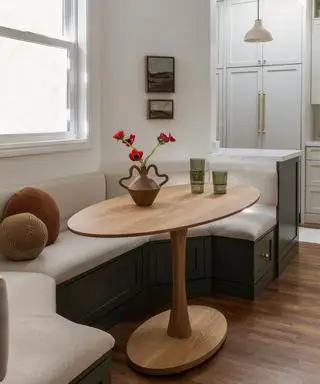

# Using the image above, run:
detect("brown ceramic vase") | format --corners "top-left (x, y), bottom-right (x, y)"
top-left (119, 165), bottom-right (169, 207)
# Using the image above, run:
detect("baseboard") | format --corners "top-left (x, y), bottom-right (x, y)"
top-left (278, 242), bottom-right (298, 276)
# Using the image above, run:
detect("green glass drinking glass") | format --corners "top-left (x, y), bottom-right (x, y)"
top-left (212, 171), bottom-right (228, 195)
top-left (190, 158), bottom-right (206, 194)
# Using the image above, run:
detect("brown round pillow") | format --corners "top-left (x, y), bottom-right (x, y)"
top-left (0, 213), bottom-right (48, 261)
top-left (3, 187), bottom-right (60, 246)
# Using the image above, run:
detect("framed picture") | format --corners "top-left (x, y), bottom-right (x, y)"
top-left (145, 56), bottom-right (175, 93)
top-left (147, 99), bottom-right (174, 120)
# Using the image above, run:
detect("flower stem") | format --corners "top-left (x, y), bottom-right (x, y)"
top-left (142, 143), bottom-right (161, 167)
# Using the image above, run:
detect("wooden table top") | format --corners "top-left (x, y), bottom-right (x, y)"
top-left (67, 184), bottom-right (260, 238)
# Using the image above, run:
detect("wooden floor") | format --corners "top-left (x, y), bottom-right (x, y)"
top-left (110, 243), bottom-right (320, 384)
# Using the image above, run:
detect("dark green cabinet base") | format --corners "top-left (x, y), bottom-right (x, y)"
top-left (70, 354), bottom-right (111, 384)
top-left (211, 229), bottom-right (276, 300)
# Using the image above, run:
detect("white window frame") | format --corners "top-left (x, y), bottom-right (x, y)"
top-left (0, 0), bottom-right (88, 156)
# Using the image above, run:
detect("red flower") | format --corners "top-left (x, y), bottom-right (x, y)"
top-left (124, 134), bottom-right (136, 147)
top-left (158, 133), bottom-right (170, 144)
top-left (113, 130), bottom-right (124, 140)
top-left (129, 149), bottom-right (143, 162)
top-left (169, 133), bottom-right (176, 142)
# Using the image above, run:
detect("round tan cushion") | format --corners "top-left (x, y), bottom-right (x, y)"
top-left (3, 187), bottom-right (60, 245)
top-left (0, 213), bottom-right (48, 261)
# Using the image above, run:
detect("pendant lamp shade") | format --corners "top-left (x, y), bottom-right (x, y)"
top-left (244, 0), bottom-right (273, 43)
top-left (244, 19), bottom-right (273, 43)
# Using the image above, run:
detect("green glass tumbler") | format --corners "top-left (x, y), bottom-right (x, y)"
top-left (190, 158), bottom-right (205, 194)
top-left (212, 171), bottom-right (228, 195)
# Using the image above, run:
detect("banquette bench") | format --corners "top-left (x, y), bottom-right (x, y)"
top-left (0, 156), bottom-right (299, 383)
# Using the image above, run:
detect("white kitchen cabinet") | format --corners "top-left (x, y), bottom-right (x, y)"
top-left (306, 146), bottom-right (320, 160)
top-left (216, 69), bottom-right (225, 145)
top-left (312, 21), bottom-right (320, 104)
top-left (226, 65), bottom-right (302, 150)
top-left (226, 67), bottom-right (262, 148)
top-left (226, 0), bottom-right (303, 68)
top-left (226, 0), bottom-right (262, 67)
top-left (262, 65), bottom-right (302, 150)
top-left (216, 1), bottom-right (225, 69)
top-left (306, 187), bottom-right (320, 214)
top-left (262, 0), bottom-right (303, 66)
top-left (306, 161), bottom-right (320, 186)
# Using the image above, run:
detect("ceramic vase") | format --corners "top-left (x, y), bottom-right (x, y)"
top-left (119, 165), bottom-right (169, 207)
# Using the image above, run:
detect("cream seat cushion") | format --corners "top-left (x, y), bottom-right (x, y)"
top-left (0, 232), bottom-right (149, 284)
top-left (4, 272), bottom-right (55, 317)
top-left (2, 272), bottom-right (115, 384)
top-left (210, 205), bottom-right (276, 241)
top-left (4, 316), bottom-right (114, 384)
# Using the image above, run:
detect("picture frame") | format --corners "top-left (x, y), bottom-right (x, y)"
top-left (147, 99), bottom-right (174, 120)
top-left (145, 56), bottom-right (175, 93)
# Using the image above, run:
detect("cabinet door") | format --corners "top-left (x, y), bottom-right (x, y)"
top-left (226, 0), bottom-right (262, 67)
top-left (262, 65), bottom-right (301, 150)
top-left (216, 1), bottom-right (224, 69)
top-left (306, 187), bottom-right (320, 214)
top-left (312, 22), bottom-right (320, 104)
top-left (227, 67), bottom-right (262, 148)
top-left (216, 70), bottom-right (225, 145)
top-left (262, 0), bottom-right (303, 65)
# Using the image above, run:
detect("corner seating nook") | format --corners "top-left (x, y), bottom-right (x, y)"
top-left (0, 157), bottom-right (299, 383)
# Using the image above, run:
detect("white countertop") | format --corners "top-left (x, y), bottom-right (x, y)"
top-left (208, 148), bottom-right (301, 162)
top-left (105, 148), bottom-right (301, 175)
top-left (305, 141), bottom-right (320, 147)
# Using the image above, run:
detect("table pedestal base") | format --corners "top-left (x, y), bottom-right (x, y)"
top-left (127, 305), bottom-right (227, 376)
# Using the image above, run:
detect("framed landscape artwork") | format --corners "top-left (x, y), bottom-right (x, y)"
top-left (147, 99), bottom-right (174, 120)
top-left (145, 56), bottom-right (175, 93)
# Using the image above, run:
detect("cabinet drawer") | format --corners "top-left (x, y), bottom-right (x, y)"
top-left (254, 231), bottom-right (274, 283)
top-left (306, 186), bottom-right (320, 214)
top-left (306, 147), bottom-right (320, 160)
top-left (306, 161), bottom-right (320, 185)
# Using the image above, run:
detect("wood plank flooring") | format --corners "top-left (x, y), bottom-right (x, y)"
top-left (109, 243), bottom-right (320, 384)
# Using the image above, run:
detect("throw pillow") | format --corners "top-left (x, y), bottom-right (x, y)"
top-left (0, 213), bottom-right (48, 261)
top-left (3, 187), bottom-right (60, 245)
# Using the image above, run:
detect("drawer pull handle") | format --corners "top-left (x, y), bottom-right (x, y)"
top-left (261, 252), bottom-right (271, 261)
top-left (311, 149), bottom-right (320, 152)
top-left (311, 165), bottom-right (320, 168)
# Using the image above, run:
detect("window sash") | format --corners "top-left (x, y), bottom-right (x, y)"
top-left (0, 0), bottom-right (82, 144)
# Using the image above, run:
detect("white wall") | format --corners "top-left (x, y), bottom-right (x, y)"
top-left (0, 1), bottom-right (103, 188)
top-left (0, 0), bottom-right (214, 187)
top-left (101, 0), bottom-right (212, 171)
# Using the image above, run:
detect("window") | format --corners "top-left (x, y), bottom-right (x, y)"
top-left (0, 0), bottom-right (87, 152)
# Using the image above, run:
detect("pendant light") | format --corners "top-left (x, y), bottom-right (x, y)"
top-left (244, 0), bottom-right (273, 43)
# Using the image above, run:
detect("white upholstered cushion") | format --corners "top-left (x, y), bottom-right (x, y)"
top-left (0, 231), bottom-right (149, 284)
top-left (0, 172), bottom-right (107, 232)
top-left (2, 271), bottom-right (115, 384)
top-left (34, 172), bottom-right (107, 231)
top-left (4, 315), bottom-right (114, 384)
top-left (210, 205), bottom-right (276, 241)
top-left (3, 272), bottom-right (55, 316)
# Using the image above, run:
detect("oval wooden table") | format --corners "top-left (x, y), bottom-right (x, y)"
top-left (68, 184), bottom-right (260, 376)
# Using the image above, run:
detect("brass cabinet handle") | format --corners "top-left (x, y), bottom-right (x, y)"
top-left (261, 252), bottom-right (271, 261)
top-left (311, 149), bottom-right (320, 152)
top-left (258, 92), bottom-right (262, 134)
top-left (262, 92), bottom-right (266, 134)
top-left (311, 164), bottom-right (320, 168)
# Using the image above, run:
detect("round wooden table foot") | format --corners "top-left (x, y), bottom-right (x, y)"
top-left (126, 305), bottom-right (227, 376)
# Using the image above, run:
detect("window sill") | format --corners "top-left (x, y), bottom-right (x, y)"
top-left (0, 138), bottom-right (92, 158)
